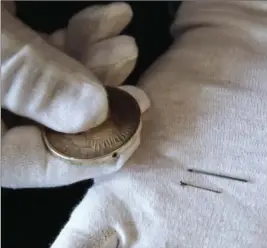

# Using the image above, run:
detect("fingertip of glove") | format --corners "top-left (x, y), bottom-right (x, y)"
top-left (48, 29), bottom-right (66, 50)
top-left (82, 83), bottom-right (109, 130)
top-left (83, 35), bottom-right (138, 87)
top-left (105, 2), bottom-right (133, 20)
top-left (66, 2), bottom-right (133, 48)
top-left (68, 2), bottom-right (132, 27)
top-left (33, 81), bottom-right (108, 134)
top-left (59, 84), bottom-right (109, 134)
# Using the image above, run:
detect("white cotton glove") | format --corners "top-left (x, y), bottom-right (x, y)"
top-left (1, 3), bottom-right (150, 188)
top-left (47, 3), bottom-right (138, 87)
top-left (51, 2), bottom-right (267, 248)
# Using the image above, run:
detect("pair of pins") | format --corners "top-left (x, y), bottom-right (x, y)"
top-left (180, 168), bottom-right (249, 194)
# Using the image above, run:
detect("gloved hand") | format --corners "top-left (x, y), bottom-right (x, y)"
top-left (51, 2), bottom-right (267, 248)
top-left (1, 2), bottom-right (150, 188)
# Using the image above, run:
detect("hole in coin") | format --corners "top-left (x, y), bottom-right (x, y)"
top-left (112, 152), bottom-right (118, 158)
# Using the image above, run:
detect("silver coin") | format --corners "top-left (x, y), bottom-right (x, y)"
top-left (43, 86), bottom-right (141, 160)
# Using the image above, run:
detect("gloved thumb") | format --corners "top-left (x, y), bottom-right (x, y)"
top-left (1, 7), bottom-right (108, 133)
top-left (50, 188), bottom-right (120, 248)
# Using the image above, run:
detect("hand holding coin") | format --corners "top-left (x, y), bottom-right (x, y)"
top-left (1, 3), bottom-right (150, 188)
top-left (43, 86), bottom-right (148, 166)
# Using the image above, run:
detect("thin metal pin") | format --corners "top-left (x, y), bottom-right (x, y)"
top-left (187, 168), bottom-right (249, 183)
top-left (180, 181), bottom-right (222, 194)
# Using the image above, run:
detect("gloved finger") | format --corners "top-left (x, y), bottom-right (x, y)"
top-left (66, 2), bottom-right (133, 60)
top-left (1, 115), bottom-right (141, 188)
top-left (119, 85), bottom-right (151, 114)
top-left (82, 35), bottom-right (138, 86)
top-left (2, 9), bottom-right (108, 133)
top-left (48, 29), bottom-right (66, 51)
top-left (49, 31), bottom-right (137, 87)
top-left (51, 188), bottom-right (119, 248)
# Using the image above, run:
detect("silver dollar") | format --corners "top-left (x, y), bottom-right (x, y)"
top-left (43, 86), bottom-right (141, 160)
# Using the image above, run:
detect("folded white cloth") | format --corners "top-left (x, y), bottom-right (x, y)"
top-left (51, 2), bottom-right (267, 248)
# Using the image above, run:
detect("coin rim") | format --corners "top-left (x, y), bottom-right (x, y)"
top-left (42, 119), bottom-right (141, 164)
top-left (42, 87), bottom-right (141, 162)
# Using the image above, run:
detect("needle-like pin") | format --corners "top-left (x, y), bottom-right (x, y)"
top-left (180, 181), bottom-right (222, 194)
top-left (187, 169), bottom-right (249, 183)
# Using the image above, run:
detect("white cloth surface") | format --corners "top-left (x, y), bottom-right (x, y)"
top-left (51, 2), bottom-right (267, 248)
top-left (1, 3), bottom-right (149, 188)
